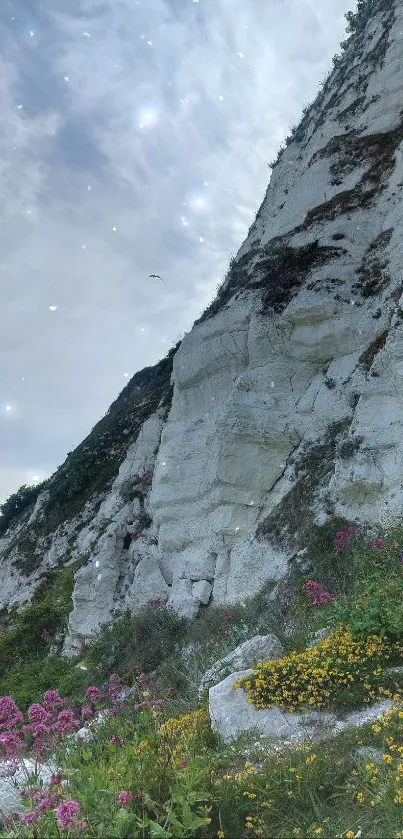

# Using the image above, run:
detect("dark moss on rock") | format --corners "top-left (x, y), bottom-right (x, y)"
top-left (250, 240), bottom-right (346, 315)
top-left (358, 329), bottom-right (389, 372)
top-left (352, 229), bottom-right (393, 297)
top-left (256, 419), bottom-right (351, 550)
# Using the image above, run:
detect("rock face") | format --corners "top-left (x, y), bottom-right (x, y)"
top-left (1, 0), bottom-right (403, 642)
top-left (198, 635), bottom-right (284, 698)
top-left (208, 669), bottom-right (393, 745)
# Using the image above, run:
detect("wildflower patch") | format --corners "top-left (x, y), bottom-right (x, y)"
top-left (237, 629), bottom-right (403, 713)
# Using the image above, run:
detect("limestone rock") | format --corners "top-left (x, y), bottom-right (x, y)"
top-left (199, 634), bottom-right (283, 697)
top-left (1, 1), bottom-right (403, 638)
top-left (0, 759), bottom-right (56, 823)
top-left (209, 669), bottom-right (393, 745)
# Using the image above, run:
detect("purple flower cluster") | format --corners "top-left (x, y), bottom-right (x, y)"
top-left (333, 526), bottom-right (356, 550)
top-left (304, 580), bottom-right (335, 607)
top-left (371, 537), bottom-right (386, 549)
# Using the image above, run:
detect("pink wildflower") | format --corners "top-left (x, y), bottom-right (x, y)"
top-left (56, 800), bottom-right (80, 829)
top-left (0, 697), bottom-right (24, 730)
top-left (85, 686), bottom-right (101, 702)
top-left (28, 704), bottom-right (51, 726)
top-left (333, 527), bottom-right (356, 550)
top-left (371, 537), bottom-right (386, 549)
top-left (43, 689), bottom-right (64, 712)
top-left (81, 705), bottom-right (93, 720)
top-left (223, 609), bottom-right (233, 621)
top-left (116, 791), bottom-right (133, 806)
top-left (304, 580), bottom-right (335, 607)
top-left (0, 732), bottom-right (23, 756)
top-left (55, 710), bottom-right (79, 735)
top-left (38, 795), bottom-right (59, 814)
top-left (23, 812), bottom-right (38, 826)
top-left (50, 773), bottom-right (62, 786)
top-left (110, 736), bottom-right (123, 746)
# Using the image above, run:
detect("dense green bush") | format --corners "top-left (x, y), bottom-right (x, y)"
top-left (0, 481), bottom-right (47, 537)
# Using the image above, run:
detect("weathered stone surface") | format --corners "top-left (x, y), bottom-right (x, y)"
top-left (0, 759), bottom-right (56, 822)
top-left (209, 669), bottom-right (393, 745)
top-left (199, 635), bottom-right (283, 698)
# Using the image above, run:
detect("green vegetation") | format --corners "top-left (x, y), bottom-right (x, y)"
top-left (0, 562), bottom-right (87, 710)
top-left (1, 521), bottom-right (403, 835)
top-left (0, 481), bottom-right (48, 538)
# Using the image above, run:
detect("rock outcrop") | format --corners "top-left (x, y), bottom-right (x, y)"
top-left (1, 0), bottom-right (403, 645)
top-left (208, 668), bottom-right (393, 745)
top-left (198, 634), bottom-right (284, 698)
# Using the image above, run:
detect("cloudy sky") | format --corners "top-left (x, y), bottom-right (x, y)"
top-left (0, 0), bottom-right (355, 504)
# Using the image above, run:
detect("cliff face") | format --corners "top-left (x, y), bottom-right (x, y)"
top-left (2, 0), bottom-right (403, 650)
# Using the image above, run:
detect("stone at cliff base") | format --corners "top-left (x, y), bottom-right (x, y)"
top-left (199, 634), bottom-right (283, 698)
top-left (208, 669), bottom-right (393, 745)
top-left (0, 759), bottom-right (56, 823)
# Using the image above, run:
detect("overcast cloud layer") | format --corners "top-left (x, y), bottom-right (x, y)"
top-left (0, 0), bottom-right (354, 503)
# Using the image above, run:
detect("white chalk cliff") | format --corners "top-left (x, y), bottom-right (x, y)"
top-left (1, 0), bottom-right (403, 650)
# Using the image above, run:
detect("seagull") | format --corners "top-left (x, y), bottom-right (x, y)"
top-left (148, 273), bottom-right (163, 282)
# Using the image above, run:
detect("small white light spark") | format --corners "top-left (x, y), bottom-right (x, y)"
top-left (162, 461), bottom-right (166, 466)
top-left (97, 573), bottom-right (102, 581)
top-left (270, 381), bottom-right (274, 387)
top-left (123, 372), bottom-right (129, 378)
top-left (95, 560), bottom-right (100, 568)
top-left (203, 181), bottom-right (208, 186)
top-left (235, 526), bottom-right (240, 532)
top-left (112, 225), bottom-right (117, 231)
top-left (49, 305), bottom-right (58, 311)
top-left (5, 405), bottom-right (12, 413)
top-left (238, 52), bottom-right (244, 58)
top-left (199, 236), bottom-right (204, 243)
top-left (83, 31), bottom-right (91, 37)
top-left (250, 500), bottom-right (254, 505)
top-left (63, 75), bottom-right (69, 82)
top-left (31, 475), bottom-right (40, 482)
top-left (87, 185), bottom-right (91, 191)
top-left (21, 377), bottom-right (25, 381)
top-left (180, 216), bottom-right (189, 227)
top-left (82, 244), bottom-right (86, 250)
top-left (26, 208), bottom-right (32, 215)
top-left (219, 95), bottom-right (224, 101)
top-left (140, 327), bottom-right (145, 333)
top-left (17, 105), bottom-right (23, 110)
top-left (147, 40), bottom-right (153, 46)
top-left (351, 300), bottom-right (355, 306)
top-left (29, 30), bottom-right (35, 38)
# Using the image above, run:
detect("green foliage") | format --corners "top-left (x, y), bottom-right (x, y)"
top-left (0, 564), bottom-right (80, 708)
top-left (0, 481), bottom-right (48, 537)
top-left (85, 606), bottom-right (187, 685)
top-left (35, 345), bottom-right (178, 535)
top-left (334, 571), bottom-right (403, 640)
top-left (305, 517), bottom-right (358, 595)
top-left (0, 656), bottom-right (87, 712)
top-left (345, 0), bottom-right (377, 35)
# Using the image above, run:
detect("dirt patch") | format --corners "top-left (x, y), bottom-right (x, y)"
top-left (256, 419), bottom-right (351, 551)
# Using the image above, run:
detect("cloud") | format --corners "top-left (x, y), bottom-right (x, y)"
top-left (0, 0), bottom-right (352, 501)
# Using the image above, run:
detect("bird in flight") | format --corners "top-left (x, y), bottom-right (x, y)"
top-left (148, 273), bottom-right (163, 282)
